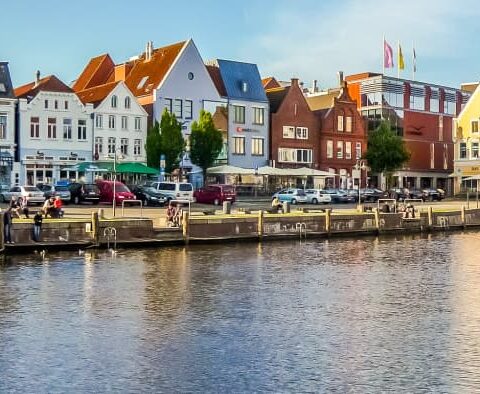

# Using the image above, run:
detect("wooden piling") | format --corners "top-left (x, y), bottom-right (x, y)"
top-left (258, 210), bottom-right (264, 240)
top-left (182, 210), bottom-right (189, 245)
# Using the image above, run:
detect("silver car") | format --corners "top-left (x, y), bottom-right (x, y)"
top-left (305, 189), bottom-right (332, 204)
top-left (1, 185), bottom-right (45, 205)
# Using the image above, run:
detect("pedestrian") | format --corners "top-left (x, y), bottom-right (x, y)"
top-left (18, 196), bottom-right (29, 218)
top-left (9, 196), bottom-right (20, 218)
top-left (166, 202), bottom-right (176, 227)
top-left (53, 196), bottom-right (64, 218)
top-left (42, 196), bottom-right (55, 218)
top-left (3, 207), bottom-right (13, 244)
top-left (32, 211), bottom-right (43, 242)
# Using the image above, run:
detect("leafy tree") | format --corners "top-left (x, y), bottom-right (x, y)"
top-left (189, 110), bottom-right (224, 182)
top-left (363, 120), bottom-right (410, 188)
top-left (145, 109), bottom-right (185, 172)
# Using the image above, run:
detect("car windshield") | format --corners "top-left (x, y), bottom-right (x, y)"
top-left (55, 186), bottom-right (69, 191)
top-left (296, 190), bottom-right (306, 196)
top-left (24, 187), bottom-right (40, 192)
top-left (179, 184), bottom-right (192, 191)
top-left (84, 184), bottom-right (99, 193)
top-left (116, 184), bottom-right (130, 193)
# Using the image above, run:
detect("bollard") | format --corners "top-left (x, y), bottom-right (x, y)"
top-left (258, 210), bottom-right (264, 240)
top-left (223, 201), bottom-right (231, 214)
top-left (427, 206), bottom-right (433, 229)
top-left (374, 208), bottom-right (380, 233)
top-left (182, 210), bottom-right (189, 245)
top-left (91, 211), bottom-right (99, 246)
top-left (461, 205), bottom-right (466, 228)
top-left (98, 208), bottom-right (105, 219)
top-left (325, 208), bottom-right (331, 233)
top-left (283, 201), bottom-right (290, 214)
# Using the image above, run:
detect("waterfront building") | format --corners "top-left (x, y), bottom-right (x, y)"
top-left (306, 74), bottom-right (368, 189)
top-left (206, 59), bottom-right (269, 169)
top-left (73, 39), bottom-right (224, 185)
top-left (75, 81), bottom-right (148, 174)
top-left (15, 72), bottom-right (93, 185)
top-left (266, 78), bottom-right (320, 186)
top-left (0, 62), bottom-right (17, 185)
top-left (452, 81), bottom-right (480, 193)
top-left (345, 72), bottom-right (470, 193)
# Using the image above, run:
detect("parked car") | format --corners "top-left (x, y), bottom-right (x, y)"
top-left (96, 180), bottom-right (136, 205)
top-left (149, 181), bottom-right (194, 202)
top-left (1, 185), bottom-right (45, 205)
top-left (37, 184), bottom-right (71, 203)
top-left (407, 188), bottom-right (427, 202)
top-left (131, 185), bottom-right (168, 206)
top-left (305, 189), bottom-right (332, 204)
top-left (322, 189), bottom-right (356, 203)
top-left (69, 183), bottom-right (101, 205)
top-left (422, 188), bottom-right (445, 201)
top-left (389, 187), bottom-right (410, 201)
top-left (272, 188), bottom-right (308, 204)
top-left (361, 188), bottom-right (389, 202)
top-left (194, 184), bottom-right (236, 205)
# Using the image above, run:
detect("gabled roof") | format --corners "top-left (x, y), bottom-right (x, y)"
top-left (76, 81), bottom-right (120, 107)
top-left (262, 76), bottom-right (280, 90)
top-left (266, 86), bottom-right (290, 113)
top-left (206, 65), bottom-right (227, 96)
top-left (72, 54), bottom-right (115, 92)
top-left (0, 62), bottom-right (15, 99)
top-left (212, 59), bottom-right (267, 101)
top-left (306, 91), bottom-right (340, 111)
top-left (15, 75), bottom-right (73, 99)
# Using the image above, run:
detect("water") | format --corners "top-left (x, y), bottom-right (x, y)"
top-left (1, 232), bottom-right (480, 392)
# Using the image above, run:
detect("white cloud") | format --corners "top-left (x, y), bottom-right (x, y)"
top-left (243, 0), bottom-right (480, 88)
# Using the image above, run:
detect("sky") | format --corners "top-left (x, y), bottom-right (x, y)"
top-left (2, 0), bottom-right (480, 90)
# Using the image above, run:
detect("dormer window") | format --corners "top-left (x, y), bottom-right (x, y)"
top-left (0, 83), bottom-right (6, 92)
top-left (241, 81), bottom-right (248, 93)
top-left (125, 97), bottom-right (131, 109)
top-left (111, 95), bottom-right (118, 108)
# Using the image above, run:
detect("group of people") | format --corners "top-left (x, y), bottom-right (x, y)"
top-left (166, 202), bottom-right (183, 227)
top-left (42, 196), bottom-right (64, 218)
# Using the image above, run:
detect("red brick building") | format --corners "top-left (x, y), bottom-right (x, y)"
top-left (306, 85), bottom-right (368, 188)
top-left (266, 78), bottom-right (320, 174)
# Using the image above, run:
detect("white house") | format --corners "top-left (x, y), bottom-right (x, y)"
top-left (0, 62), bottom-right (17, 186)
top-left (15, 73), bottom-right (93, 185)
top-left (77, 81), bottom-right (148, 166)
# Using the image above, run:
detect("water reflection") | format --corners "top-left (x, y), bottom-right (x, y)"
top-left (1, 233), bottom-right (480, 391)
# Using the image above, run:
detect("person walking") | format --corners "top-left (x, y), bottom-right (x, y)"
top-left (32, 211), bottom-right (43, 242)
top-left (3, 207), bottom-right (13, 244)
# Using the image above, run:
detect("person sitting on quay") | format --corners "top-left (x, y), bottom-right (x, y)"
top-left (272, 196), bottom-right (283, 213)
top-left (17, 196), bottom-right (29, 219)
top-left (381, 201), bottom-right (391, 213)
top-left (403, 203), bottom-right (415, 219)
top-left (9, 196), bottom-right (20, 218)
top-left (42, 196), bottom-right (55, 218)
top-left (53, 196), bottom-right (64, 218)
top-left (173, 203), bottom-right (183, 227)
top-left (166, 202), bottom-right (176, 227)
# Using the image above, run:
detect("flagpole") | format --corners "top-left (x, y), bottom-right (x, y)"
top-left (397, 41), bottom-right (400, 79)
top-left (383, 35), bottom-right (385, 75)
top-left (412, 42), bottom-right (416, 81)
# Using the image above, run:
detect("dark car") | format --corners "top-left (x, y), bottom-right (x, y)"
top-left (361, 188), bottom-right (388, 202)
top-left (37, 184), bottom-right (71, 203)
top-left (131, 185), bottom-right (168, 206)
top-left (389, 188), bottom-right (410, 201)
top-left (322, 189), bottom-right (356, 203)
top-left (194, 184), bottom-right (237, 205)
top-left (69, 183), bottom-right (101, 204)
top-left (422, 188), bottom-right (445, 201)
top-left (407, 188), bottom-right (427, 202)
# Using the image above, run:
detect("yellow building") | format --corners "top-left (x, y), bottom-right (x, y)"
top-left (453, 82), bottom-right (480, 194)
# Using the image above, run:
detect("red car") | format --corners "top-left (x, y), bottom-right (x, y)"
top-left (194, 184), bottom-right (236, 205)
top-left (96, 180), bottom-right (136, 205)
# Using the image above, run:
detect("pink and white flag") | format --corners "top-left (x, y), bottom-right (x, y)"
top-left (384, 39), bottom-right (394, 68)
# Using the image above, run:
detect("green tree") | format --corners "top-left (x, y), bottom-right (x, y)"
top-left (363, 120), bottom-right (411, 188)
top-left (189, 110), bottom-right (224, 182)
top-left (159, 109), bottom-right (185, 173)
top-left (146, 121), bottom-right (161, 168)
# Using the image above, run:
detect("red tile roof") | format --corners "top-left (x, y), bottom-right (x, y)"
top-left (76, 81), bottom-right (120, 107)
top-left (15, 75), bottom-right (73, 99)
top-left (206, 65), bottom-right (227, 96)
top-left (262, 77), bottom-right (280, 90)
top-left (72, 54), bottom-right (115, 92)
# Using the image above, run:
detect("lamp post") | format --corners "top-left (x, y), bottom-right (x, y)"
top-left (106, 150), bottom-right (122, 217)
top-left (353, 159), bottom-right (368, 206)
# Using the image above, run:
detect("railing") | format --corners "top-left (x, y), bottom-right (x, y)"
top-left (121, 199), bottom-right (143, 217)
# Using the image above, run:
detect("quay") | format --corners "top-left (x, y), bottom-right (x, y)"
top-left (1, 204), bottom-right (480, 254)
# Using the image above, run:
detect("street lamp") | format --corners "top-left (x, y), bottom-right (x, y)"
top-left (106, 150), bottom-right (123, 216)
top-left (353, 159), bottom-right (368, 205)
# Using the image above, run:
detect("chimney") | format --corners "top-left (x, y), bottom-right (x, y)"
top-left (337, 71), bottom-right (344, 86)
top-left (35, 70), bottom-right (40, 86)
top-left (312, 79), bottom-right (318, 93)
top-left (291, 78), bottom-right (299, 86)
top-left (145, 41), bottom-right (152, 61)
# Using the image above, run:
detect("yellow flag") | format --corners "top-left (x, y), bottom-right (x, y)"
top-left (398, 44), bottom-right (405, 70)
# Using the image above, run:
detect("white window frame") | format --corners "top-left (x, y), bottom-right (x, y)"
top-left (120, 138), bottom-right (128, 156)
top-left (108, 137), bottom-right (116, 154)
top-left (121, 116), bottom-right (128, 130)
top-left (95, 136), bottom-right (103, 154)
top-left (63, 118), bottom-right (72, 140)
top-left (233, 105), bottom-right (245, 124)
top-left (77, 119), bottom-right (87, 140)
top-left (430, 143), bottom-right (435, 168)
top-left (346, 116), bottom-right (352, 132)
top-left (252, 137), bottom-right (264, 156)
top-left (253, 107), bottom-right (264, 125)
top-left (30, 117), bottom-right (40, 139)
top-left (337, 115), bottom-right (344, 132)
top-left (472, 120), bottom-right (479, 134)
top-left (111, 95), bottom-right (118, 108)
top-left (173, 99), bottom-right (182, 118)
top-left (345, 141), bottom-right (352, 159)
top-left (124, 96), bottom-right (131, 109)
top-left (337, 141), bottom-right (344, 159)
top-left (326, 140), bottom-right (333, 159)
top-left (232, 136), bottom-right (245, 154)
top-left (134, 139), bottom-right (141, 155)
top-left (0, 114), bottom-right (6, 139)
top-left (184, 100), bottom-right (193, 119)
top-left (295, 127), bottom-right (308, 139)
top-left (355, 142), bottom-right (362, 159)
top-left (95, 114), bottom-right (103, 128)
top-left (108, 115), bottom-right (116, 129)
top-left (283, 126), bottom-right (295, 139)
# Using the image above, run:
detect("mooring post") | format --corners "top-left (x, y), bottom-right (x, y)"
top-left (182, 210), bottom-right (189, 245)
top-left (258, 209), bottom-right (264, 240)
top-left (427, 206), bottom-right (433, 230)
top-left (325, 209), bottom-right (331, 234)
top-left (374, 208), bottom-right (380, 233)
top-left (91, 211), bottom-right (99, 246)
top-left (461, 205), bottom-right (466, 228)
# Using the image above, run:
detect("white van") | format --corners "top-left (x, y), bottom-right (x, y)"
top-left (149, 181), bottom-right (194, 202)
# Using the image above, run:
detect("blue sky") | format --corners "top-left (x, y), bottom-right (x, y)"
top-left (2, 0), bottom-right (480, 89)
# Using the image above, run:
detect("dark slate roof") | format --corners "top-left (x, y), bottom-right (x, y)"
top-left (0, 62), bottom-right (15, 99)
top-left (216, 59), bottom-right (267, 102)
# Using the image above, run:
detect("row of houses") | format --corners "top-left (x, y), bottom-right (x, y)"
top-left (0, 38), bottom-right (474, 193)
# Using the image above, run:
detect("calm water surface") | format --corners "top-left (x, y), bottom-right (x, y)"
top-left (1, 232), bottom-right (480, 392)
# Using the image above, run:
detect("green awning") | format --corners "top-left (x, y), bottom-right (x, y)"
top-left (63, 162), bottom-right (111, 172)
top-left (116, 162), bottom-right (159, 175)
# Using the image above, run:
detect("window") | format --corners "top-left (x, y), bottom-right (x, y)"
top-left (345, 141), bottom-right (352, 159)
top-left (120, 138), bottom-right (128, 155)
top-left (44, 99), bottom-right (48, 109)
top-left (327, 140), bottom-right (333, 158)
top-left (346, 116), bottom-right (352, 132)
top-left (430, 143), bottom-right (435, 169)
top-left (30, 117), bottom-right (40, 138)
top-left (233, 136), bottom-right (245, 154)
top-left (164, 98), bottom-right (172, 113)
top-left (134, 117), bottom-right (141, 131)
top-left (472, 142), bottom-right (479, 159)
top-left (125, 97), bottom-right (131, 109)
top-left (279, 148), bottom-right (312, 163)
top-left (337, 141), bottom-right (344, 158)
top-left (95, 137), bottom-right (103, 154)
top-left (252, 138), bottom-right (264, 156)
top-left (78, 119), bottom-right (87, 140)
top-left (64, 101), bottom-right (68, 110)
top-left (47, 118), bottom-right (56, 139)
top-left (296, 149), bottom-right (312, 163)
top-left (278, 148), bottom-right (294, 162)
top-left (337, 115), bottom-right (344, 132)
top-left (54, 100), bottom-right (58, 109)
top-left (108, 137), bottom-right (116, 154)
top-left (355, 142), bottom-right (362, 159)
top-left (95, 114), bottom-right (103, 128)
top-left (295, 127), bottom-right (308, 139)
top-left (410, 84), bottom-right (425, 111)
top-left (444, 143), bottom-right (448, 170)
top-left (283, 126), bottom-right (295, 139)
top-left (184, 100), bottom-right (193, 119)
top-left (111, 95), bottom-right (117, 108)
top-left (63, 118), bottom-right (72, 139)
top-left (439, 116), bottom-right (444, 141)
top-left (430, 88), bottom-right (439, 112)
top-left (173, 99), bottom-right (182, 118)
top-left (121, 116), bottom-right (128, 130)
top-left (233, 105), bottom-right (245, 124)
top-left (108, 115), bottom-right (116, 129)
top-left (0, 115), bottom-right (6, 139)
top-left (460, 142), bottom-right (467, 159)
top-left (472, 120), bottom-right (479, 133)
top-left (253, 107), bottom-right (264, 125)
top-left (134, 139), bottom-right (141, 155)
